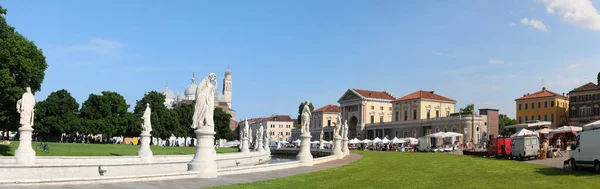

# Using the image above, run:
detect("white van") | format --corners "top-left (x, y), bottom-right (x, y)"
top-left (570, 129), bottom-right (600, 172)
top-left (418, 137), bottom-right (430, 152)
top-left (510, 136), bottom-right (540, 160)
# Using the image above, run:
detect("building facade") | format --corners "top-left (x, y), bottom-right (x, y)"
top-left (392, 90), bottom-right (456, 122)
top-left (240, 115), bottom-right (295, 142)
top-left (515, 87), bottom-right (569, 128)
top-left (337, 89), bottom-right (396, 139)
top-left (568, 82), bottom-right (600, 126)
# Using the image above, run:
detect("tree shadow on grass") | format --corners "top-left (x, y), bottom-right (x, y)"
top-left (109, 153), bottom-right (123, 156)
top-left (0, 145), bottom-right (14, 156)
top-left (534, 167), bottom-right (597, 177)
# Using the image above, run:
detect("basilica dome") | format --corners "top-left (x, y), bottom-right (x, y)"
top-left (161, 84), bottom-right (175, 99)
top-left (184, 73), bottom-right (197, 99)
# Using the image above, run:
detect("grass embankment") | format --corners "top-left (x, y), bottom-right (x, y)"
top-left (0, 141), bottom-right (238, 156)
top-left (217, 151), bottom-right (600, 189)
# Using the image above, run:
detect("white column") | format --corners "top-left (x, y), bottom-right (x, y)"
top-left (333, 135), bottom-right (343, 159)
top-left (137, 132), bottom-right (153, 162)
top-left (257, 136), bottom-right (264, 152)
top-left (241, 137), bottom-right (250, 153)
top-left (15, 125), bottom-right (35, 165)
top-left (296, 132), bottom-right (313, 166)
top-left (187, 128), bottom-right (217, 178)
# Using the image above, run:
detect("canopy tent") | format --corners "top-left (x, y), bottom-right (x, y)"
top-left (310, 141), bottom-right (320, 144)
top-left (381, 137), bottom-right (390, 144)
top-left (534, 128), bottom-right (553, 135)
top-left (510, 128), bottom-right (539, 138)
top-left (361, 139), bottom-right (373, 143)
top-left (445, 132), bottom-right (464, 137)
top-left (323, 140), bottom-right (332, 144)
top-left (404, 137), bottom-right (418, 145)
top-left (373, 137), bottom-right (382, 143)
top-left (583, 120), bottom-right (600, 131)
top-left (349, 138), bottom-right (361, 144)
top-left (392, 137), bottom-right (405, 144)
top-left (551, 126), bottom-right (582, 134)
top-left (278, 140), bottom-right (289, 144)
top-left (426, 132), bottom-right (447, 138)
top-left (293, 139), bottom-right (301, 143)
top-left (225, 140), bottom-right (240, 145)
top-left (504, 121), bottom-right (552, 129)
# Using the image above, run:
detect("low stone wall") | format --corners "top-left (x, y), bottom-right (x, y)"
top-left (270, 148), bottom-right (333, 157)
top-left (0, 151), bottom-right (270, 182)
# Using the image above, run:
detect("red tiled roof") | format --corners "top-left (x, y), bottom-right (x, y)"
top-left (393, 90), bottom-right (456, 102)
top-left (516, 87), bottom-right (566, 100)
top-left (244, 115), bottom-right (293, 124)
top-left (353, 89), bottom-right (395, 100)
top-left (313, 104), bottom-right (340, 113)
top-left (570, 82), bottom-right (600, 93)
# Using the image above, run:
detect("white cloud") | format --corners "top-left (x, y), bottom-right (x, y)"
top-left (538, 0), bottom-right (600, 31)
top-left (521, 18), bottom-right (552, 32)
top-left (488, 58), bottom-right (505, 64)
top-left (569, 64), bottom-right (581, 69)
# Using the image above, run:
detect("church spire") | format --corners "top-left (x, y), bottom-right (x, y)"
top-left (191, 72), bottom-right (196, 84)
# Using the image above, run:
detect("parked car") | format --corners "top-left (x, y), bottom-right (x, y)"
top-left (510, 136), bottom-right (539, 160)
top-left (570, 128), bottom-right (600, 172)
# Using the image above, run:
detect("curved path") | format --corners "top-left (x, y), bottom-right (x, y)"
top-left (13, 153), bottom-right (362, 189)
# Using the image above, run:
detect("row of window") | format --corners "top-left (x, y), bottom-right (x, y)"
top-left (570, 107), bottom-right (600, 117)
top-left (371, 106), bottom-right (392, 111)
top-left (518, 114), bottom-right (555, 124)
top-left (269, 131), bottom-right (291, 136)
top-left (518, 100), bottom-right (556, 110)
top-left (270, 124), bottom-right (291, 129)
top-left (570, 94), bottom-right (600, 103)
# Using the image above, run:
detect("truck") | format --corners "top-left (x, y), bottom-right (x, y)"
top-left (570, 128), bottom-right (600, 172)
top-left (510, 136), bottom-right (539, 160)
top-left (486, 137), bottom-right (511, 158)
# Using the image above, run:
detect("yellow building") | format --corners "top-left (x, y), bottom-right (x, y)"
top-left (515, 87), bottom-right (569, 127)
top-left (338, 89), bottom-right (396, 139)
top-left (311, 104), bottom-right (341, 128)
top-left (392, 90), bottom-right (456, 122)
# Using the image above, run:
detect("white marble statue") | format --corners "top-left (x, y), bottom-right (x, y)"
top-left (244, 120), bottom-right (250, 138)
top-left (191, 73), bottom-right (217, 130)
top-left (334, 113), bottom-right (342, 138)
top-left (141, 103), bottom-right (152, 134)
top-left (16, 87), bottom-right (36, 127)
top-left (319, 128), bottom-right (324, 150)
top-left (301, 101), bottom-right (311, 135)
top-left (258, 124), bottom-right (264, 139)
top-left (343, 120), bottom-right (349, 139)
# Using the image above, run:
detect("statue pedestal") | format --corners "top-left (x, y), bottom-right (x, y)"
top-left (296, 134), bottom-right (313, 166)
top-left (137, 133), bottom-right (153, 162)
top-left (241, 137), bottom-right (250, 153)
top-left (318, 141), bottom-right (324, 150)
top-left (342, 138), bottom-right (350, 156)
top-left (333, 136), bottom-right (343, 159)
top-left (15, 125), bottom-right (35, 165)
top-left (264, 138), bottom-right (271, 153)
top-left (257, 137), bottom-right (264, 152)
top-left (187, 128), bottom-right (217, 178)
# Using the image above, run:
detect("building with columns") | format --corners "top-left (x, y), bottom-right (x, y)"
top-left (337, 89), bottom-right (396, 139)
top-left (307, 104), bottom-right (341, 140)
top-left (240, 115), bottom-right (295, 142)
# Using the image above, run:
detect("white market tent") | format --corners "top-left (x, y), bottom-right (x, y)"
top-left (349, 138), bottom-right (361, 144)
top-left (373, 137), bottom-right (382, 143)
top-left (361, 139), bottom-right (373, 143)
top-left (293, 139), bottom-right (301, 143)
top-left (505, 121), bottom-right (552, 129)
top-left (583, 120), bottom-right (600, 131)
top-left (381, 137), bottom-right (390, 144)
top-left (427, 132), bottom-right (449, 138)
top-left (392, 137), bottom-right (405, 144)
top-left (404, 137), bottom-right (418, 145)
top-left (534, 128), bottom-right (553, 135)
top-left (279, 140), bottom-right (289, 144)
top-left (510, 128), bottom-right (539, 138)
top-left (550, 126), bottom-right (582, 134)
top-left (445, 132), bottom-right (464, 137)
top-left (311, 141), bottom-right (320, 144)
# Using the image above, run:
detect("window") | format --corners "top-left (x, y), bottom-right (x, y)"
top-left (446, 110), bottom-right (450, 117)
top-left (538, 115), bottom-right (541, 121)
top-left (413, 110), bottom-right (417, 120)
top-left (519, 104), bottom-right (522, 110)
top-left (370, 116), bottom-right (374, 123)
top-left (327, 120), bottom-right (331, 127)
top-left (531, 116), bottom-right (534, 121)
top-left (279, 124), bottom-right (283, 128)
top-left (519, 117), bottom-right (522, 124)
top-left (404, 110), bottom-right (408, 121)
top-left (389, 107), bottom-right (392, 111)
top-left (395, 111), bottom-right (399, 121)
top-left (538, 102), bottom-right (541, 109)
top-left (271, 124), bottom-right (275, 128)
top-left (532, 103), bottom-right (535, 109)
top-left (427, 110), bottom-right (431, 119)
top-left (551, 101), bottom-right (555, 107)
top-left (525, 103), bottom-right (528, 109)
top-left (436, 110), bottom-right (440, 118)
top-left (286, 125), bottom-right (290, 128)
top-left (371, 106), bottom-right (374, 110)
top-left (544, 114), bottom-right (548, 121)
top-left (403, 130), bottom-right (408, 138)
top-left (379, 116), bottom-right (383, 123)
top-left (544, 101), bottom-right (547, 108)
top-left (525, 116), bottom-right (528, 122)
top-left (551, 114), bottom-right (554, 123)
top-left (380, 106), bottom-right (383, 110)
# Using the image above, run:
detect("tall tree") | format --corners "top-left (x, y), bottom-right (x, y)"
top-left (34, 89), bottom-right (80, 141)
top-left (597, 71), bottom-right (600, 85)
top-left (499, 114), bottom-right (517, 136)
top-left (0, 6), bottom-right (49, 136)
top-left (132, 91), bottom-right (180, 138)
top-left (214, 107), bottom-right (233, 140)
top-left (296, 101), bottom-right (314, 127)
top-left (79, 91), bottom-right (130, 138)
top-left (460, 104), bottom-right (475, 114)
top-left (173, 103), bottom-right (194, 137)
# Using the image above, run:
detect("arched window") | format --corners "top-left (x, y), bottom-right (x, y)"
top-left (443, 127), bottom-right (448, 132)
top-left (412, 129), bottom-right (417, 138)
top-left (403, 130), bottom-right (408, 138)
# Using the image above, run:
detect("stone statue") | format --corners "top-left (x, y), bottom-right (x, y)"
top-left (334, 113), bottom-right (342, 138)
top-left (343, 120), bottom-right (349, 138)
top-left (319, 128), bottom-right (324, 150)
top-left (141, 103), bottom-right (152, 134)
top-left (16, 87), bottom-right (36, 127)
top-left (258, 124), bottom-right (264, 140)
top-left (244, 120), bottom-right (249, 138)
top-left (301, 101), bottom-right (311, 134)
top-left (191, 73), bottom-right (217, 130)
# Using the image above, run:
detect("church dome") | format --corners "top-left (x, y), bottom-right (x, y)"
top-left (161, 84), bottom-right (175, 99)
top-left (184, 73), bottom-right (197, 98)
top-left (176, 92), bottom-right (185, 101)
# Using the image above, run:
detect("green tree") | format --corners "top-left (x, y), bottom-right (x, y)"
top-left (597, 71), bottom-right (599, 85)
top-left (133, 91), bottom-right (181, 138)
top-left (296, 101), bottom-right (314, 127)
top-left (460, 104), bottom-right (475, 114)
top-left (499, 114), bottom-right (517, 136)
top-left (0, 6), bottom-right (48, 137)
top-left (173, 103), bottom-right (194, 137)
top-left (214, 107), bottom-right (234, 140)
top-left (79, 91), bottom-right (130, 138)
top-left (34, 89), bottom-right (80, 141)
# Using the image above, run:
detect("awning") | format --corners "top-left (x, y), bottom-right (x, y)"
top-left (504, 121), bottom-right (552, 129)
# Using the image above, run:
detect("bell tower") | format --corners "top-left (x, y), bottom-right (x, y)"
top-left (223, 68), bottom-right (232, 109)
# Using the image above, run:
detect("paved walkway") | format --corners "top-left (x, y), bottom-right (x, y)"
top-left (524, 151), bottom-right (570, 169)
top-left (13, 153), bottom-right (362, 189)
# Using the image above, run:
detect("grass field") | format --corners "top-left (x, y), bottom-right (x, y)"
top-left (216, 151), bottom-right (600, 189)
top-left (0, 141), bottom-right (238, 156)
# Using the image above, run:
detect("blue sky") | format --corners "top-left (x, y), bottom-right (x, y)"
top-left (3, 0), bottom-right (600, 120)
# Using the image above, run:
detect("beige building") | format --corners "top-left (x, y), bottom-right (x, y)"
top-left (309, 104), bottom-right (341, 139)
top-left (392, 90), bottom-right (456, 121)
top-left (241, 115), bottom-right (295, 142)
top-left (337, 89), bottom-right (396, 139)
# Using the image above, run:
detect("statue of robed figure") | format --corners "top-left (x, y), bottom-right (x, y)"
top-left (16, 87), bottom-right (36, 127)
top-left (141, 103), bottom-right (152, 134)
top-left (191, 73), bottom-right (217, 130)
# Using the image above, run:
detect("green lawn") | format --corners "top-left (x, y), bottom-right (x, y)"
top-left (216, 151), bottom-right (600, 189)
top-left (0, 142), bottom-right (238, 156)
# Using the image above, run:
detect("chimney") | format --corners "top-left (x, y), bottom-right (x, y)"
top-left (542, 87), bottom-right (546, 91)
top-left (523, 94), bottom-right (526, 97)
top-left (430, 91), bottom-right (435, 94)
